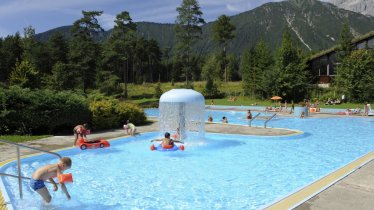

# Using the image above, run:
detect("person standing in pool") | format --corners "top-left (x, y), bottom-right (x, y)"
top-left (246, 110), bottom-right (252, 119)
top-left (208, 115), bottom-right (213, 122)
top-left (290, 100), bottom-right (295, 114)
top-left (30, 157), bottom-right (72, 203)
top-left (172, 127), bottom-right (180, 140)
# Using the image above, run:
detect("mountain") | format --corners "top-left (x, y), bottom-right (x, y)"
top-left (35, 0), bottom-right (374, 54)
top-left (327, 0), bottom-right (374, 17)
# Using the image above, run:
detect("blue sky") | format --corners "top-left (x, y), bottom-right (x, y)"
top-left (0, 0), bottom-right (284, 38)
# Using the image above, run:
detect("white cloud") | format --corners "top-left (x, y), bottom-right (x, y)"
top-left (226, 4), bottom-right (242, 12)
top-left (0, 0), bottom-right (290, 37)
top-left (130, 3), bottom-right (178, 23)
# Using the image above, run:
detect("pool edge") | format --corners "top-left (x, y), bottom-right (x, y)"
top-left (0, 135), bottom-right (129, 210)
top-left (0, 159), bottom-right (13, 210)
top-left (264, 150), bottom-right (374, 210)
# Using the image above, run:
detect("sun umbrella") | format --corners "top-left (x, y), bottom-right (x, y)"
top-left (270, 96), bottom-right (282, 100)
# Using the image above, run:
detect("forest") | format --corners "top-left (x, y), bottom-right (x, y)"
top-left (0, 0), bottom-right (373, 135)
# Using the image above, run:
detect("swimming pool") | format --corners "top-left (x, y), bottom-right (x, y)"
top-left (1, 111), bottom-right (374, 209)
top-left (146, 108), bottom-right (277, 127)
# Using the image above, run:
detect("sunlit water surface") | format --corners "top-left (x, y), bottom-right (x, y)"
top-left (1, 109), bottom-right (374, 209)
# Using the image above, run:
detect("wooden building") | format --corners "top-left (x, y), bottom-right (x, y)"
top-left (308, 31), bottom-right (374, 87)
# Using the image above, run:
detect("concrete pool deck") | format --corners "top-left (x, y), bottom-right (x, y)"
top-left (1, 116), bottom-right (374, 210)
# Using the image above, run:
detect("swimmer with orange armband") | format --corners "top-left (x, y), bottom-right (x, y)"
top-left (30, 157), bottom-right (72, 203)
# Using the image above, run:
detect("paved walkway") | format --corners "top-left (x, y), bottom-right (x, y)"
top-left (295, 159), bottom-right (374, 210)
top-left (1, 115), bottom-right (374, 209)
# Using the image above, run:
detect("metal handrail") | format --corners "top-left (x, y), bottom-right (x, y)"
top-left (0, 139), bottom-right (61, 199)
top-left (264, 114), bottom-right (277, 128)
top-left (0, 173), bottom-right (51, 183)
top-left (248, 113), bottom-right (261, 127)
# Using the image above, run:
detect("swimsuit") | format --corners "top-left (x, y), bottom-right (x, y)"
top-left (30, 179), bottom-right (45, 191)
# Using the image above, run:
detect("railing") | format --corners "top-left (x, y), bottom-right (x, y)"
top-left (0, 139), bottom-right (61, 199)
top-left (248, 113), bottom-right (261, 127)
top-left (264, 114), bottom-right (277, 128)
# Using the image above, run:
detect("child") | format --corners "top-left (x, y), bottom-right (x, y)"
top-left (246, 110), bottom-right (252, 120)
top-left (151, 132), bottom-right (184, 147)
top-left (123, 120), bottom-right (137, 136)
top-left (73, 123), bottom-right (88, 146)
top-left (172, 127), bottom-right (180, 140)
top-left (30, 157), bottom-right (72, 203)
top-left (208, 115), bottom-right (213, 123)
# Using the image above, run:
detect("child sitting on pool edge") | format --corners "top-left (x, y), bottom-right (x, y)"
top-left (30, 157), bottom-right (72, 203)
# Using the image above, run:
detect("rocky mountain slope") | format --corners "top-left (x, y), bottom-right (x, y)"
top-left (327, 0), bottom-right (374, 16)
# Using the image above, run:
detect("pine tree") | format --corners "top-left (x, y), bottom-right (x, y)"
top-left (175, 0), bottom-right (205, 84)
top-left (275, 28), bottom-right (309, 102)
top-left (212, 15), bottom-right (236, 83)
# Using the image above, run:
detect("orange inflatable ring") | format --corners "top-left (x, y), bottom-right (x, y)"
top-left (310, 108), bottom-right (316, 113)
top-left (162, 144), bottom-right (174, 149)
top-left (58, 173), bottom-right (73, 183)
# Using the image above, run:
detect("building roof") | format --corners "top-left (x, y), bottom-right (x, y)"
top-left (308, 31), bottom-right (374, 61)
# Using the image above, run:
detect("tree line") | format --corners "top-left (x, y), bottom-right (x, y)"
top-left (0, 0), bottom-right (372, 103)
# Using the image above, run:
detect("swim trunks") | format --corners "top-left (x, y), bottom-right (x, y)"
top-left (30, 179), bottom-right (45, 191)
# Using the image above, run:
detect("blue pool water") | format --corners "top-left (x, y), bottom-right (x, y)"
top-left (145, 108), bottom-right (277, 127)
top-left (1, 110), bottom-right (374, 209)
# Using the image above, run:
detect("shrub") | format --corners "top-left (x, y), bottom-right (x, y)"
top-left (115, 102), bottom-right (146, 125)
top-left (0, 86), bottom-right (89, 134)
top-left (202, 77), bottom-right (224, 99)
top-left (89, 98), bottom-right (146, 130)
top-left (89, 99), bottom-right (119, 130)
top-left (154, 82), bottom-right (163, 98)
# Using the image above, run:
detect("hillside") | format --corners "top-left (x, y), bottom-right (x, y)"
top-left (35, 0), bottom-right (374, 54)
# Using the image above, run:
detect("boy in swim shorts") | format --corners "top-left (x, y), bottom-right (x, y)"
top-left (30, 157), bottom-right (72, 203)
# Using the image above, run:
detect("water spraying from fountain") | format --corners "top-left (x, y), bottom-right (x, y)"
top-left (159, 89), bottom-right (205, 142)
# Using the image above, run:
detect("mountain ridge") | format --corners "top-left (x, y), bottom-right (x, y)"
top-left (35, 0), bottom-right (374, 54)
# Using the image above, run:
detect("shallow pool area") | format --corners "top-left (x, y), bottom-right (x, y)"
top-left (145, 108), bottom-right (277, 127)
top-left (1, 111), bottom-right (374, 209)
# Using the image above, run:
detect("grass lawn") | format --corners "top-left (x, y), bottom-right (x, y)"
top-left (0, 135), bottom-right (51, 144)
top-left (131, 95), bottom-right (363, 110)
top-left (126, 81), bottom-right (365, 109)
top-left (125, 81), bottom-right (242, 99)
